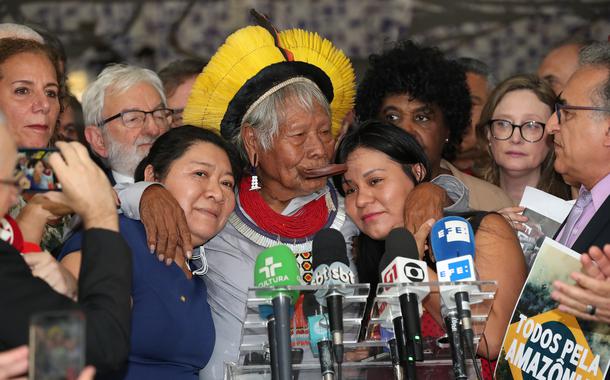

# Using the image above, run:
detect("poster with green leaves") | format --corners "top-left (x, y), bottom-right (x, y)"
top-left (495, 238), bottom-right (610, 380)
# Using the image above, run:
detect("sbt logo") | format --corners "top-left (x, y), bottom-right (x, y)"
top-left (313, 263), bottom-right (355, 285)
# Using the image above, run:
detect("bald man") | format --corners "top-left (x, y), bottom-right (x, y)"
top-left (538, 43), bottom-right (583, 95)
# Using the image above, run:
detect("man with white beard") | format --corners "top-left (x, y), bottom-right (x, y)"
top-left (83, 64), bottom-right (171, 185)
top-left (82, 64), bottom-right (192, 261)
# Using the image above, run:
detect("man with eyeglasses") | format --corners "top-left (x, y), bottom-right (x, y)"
top-left (83, 64), bottom-right (172, 185)
top-left (79, 64), bottom-right (193, 267)
top-left (547, 42), bottom-right (610, 327)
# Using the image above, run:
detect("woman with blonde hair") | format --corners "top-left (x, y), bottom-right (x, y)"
top-left (475, 74), bottom-right (570, 227)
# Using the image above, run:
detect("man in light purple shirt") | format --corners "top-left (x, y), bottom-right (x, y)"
top-left (548, 41), bottom-right (610, 326)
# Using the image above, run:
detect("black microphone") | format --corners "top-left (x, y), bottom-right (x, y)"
top-left (380, 228), bottom-right (429, 362)
top-left (267, 316), bottom-right (280, 380)
top-left (312, 228), bottom-right (356, 369)
top-left (443, 306), bottom-right (467, 380)
top-left (304, 293), bottom-right (335, 380)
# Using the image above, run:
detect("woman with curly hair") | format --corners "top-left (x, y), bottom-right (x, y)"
top-left (356, 40), bottom-right (513, 211)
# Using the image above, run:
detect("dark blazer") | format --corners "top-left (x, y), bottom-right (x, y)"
top-left (0, 228), bottom-right (132, 373)
top-left (571, 195), bottom-right (610, 254)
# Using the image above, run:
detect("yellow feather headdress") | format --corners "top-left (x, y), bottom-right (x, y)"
top-left (183, 20), bottom-right (355, 140)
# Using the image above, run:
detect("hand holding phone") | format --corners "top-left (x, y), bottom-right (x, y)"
top-left (29, 310), bottom-right (85, 380)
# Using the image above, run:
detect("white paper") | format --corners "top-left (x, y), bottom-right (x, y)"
top-left (519, 186), bottom-right (574, 223)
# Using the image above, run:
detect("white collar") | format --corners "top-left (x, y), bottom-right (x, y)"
top-left (111, 170), bottom-right (134, 185)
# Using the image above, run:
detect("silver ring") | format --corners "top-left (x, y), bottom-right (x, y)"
top-left (586, 304), bottom-right (597, 316)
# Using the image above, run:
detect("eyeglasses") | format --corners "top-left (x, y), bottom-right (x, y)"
top-left (99, 108), bottom-right (173, 129)
top-left (488, 119), bottom-right (546, 143)
top-left (554, 103), bottom-right (610, 124)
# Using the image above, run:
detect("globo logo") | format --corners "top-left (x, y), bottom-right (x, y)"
top-left (403, 262), bottom-right (426, 282)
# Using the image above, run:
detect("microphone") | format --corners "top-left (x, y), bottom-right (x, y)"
top-left (432, 216), bottom-right (479, 380)
top-left (377, 299), bottom-right (409, 379)
top-left (379, 228), bottom-right (429, 362)
top-left (305, 293), bottom-right (335, 380)
top-left (254, 245), bottom-right (301, 380)
top-left (311, 228), bottom-right (355, 367)
top-left (442, 305), bottom-right (468, 380)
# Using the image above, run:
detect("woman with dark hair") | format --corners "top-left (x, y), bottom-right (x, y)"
top-left (59, 126), bottom-right (241, 380)
top-left (356, 40), bottom-right (513, 211)
top-left (334, 121), bottom-right (527, 376)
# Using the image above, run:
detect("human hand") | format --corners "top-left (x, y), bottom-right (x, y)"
top-left (581, 244), bottom-right (610, 281)
top-left (76, 366), bottom-right (96, 380)
top-left (0, 346), bottom-right (27, 380)
top-left (48, 142), bottom-right (117, 231)
top-left (22, 251), bottom-right (78, 300)
top-left (551, 271), bottom-right (610, 323)
top-left (403, 183), bottom-right (446, 235)
top-left (498, 206), bottom-right (527, 232)
top-left (139, 185), bottom-right (192, 265)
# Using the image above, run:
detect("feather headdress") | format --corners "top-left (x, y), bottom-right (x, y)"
top-left (183, 13), bottom-right (355, 140)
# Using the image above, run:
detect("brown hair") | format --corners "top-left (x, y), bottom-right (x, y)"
top-left (474, 74), bottom-right (570, 200)
top-left (0, 38), bottom-right (61, 83)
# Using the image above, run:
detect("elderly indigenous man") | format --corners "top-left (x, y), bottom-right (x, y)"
top-left (546, 42), bottom-right (610, 326)
top-left (119, 16), bottom-right (470, 378)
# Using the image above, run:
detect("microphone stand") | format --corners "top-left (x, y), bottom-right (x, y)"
top-left (273, 294), bottom-right (293, 380)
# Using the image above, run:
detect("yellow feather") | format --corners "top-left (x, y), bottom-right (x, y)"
top-left (184, 25), bottom-right (355, 139)
top-left (279, 29), bottom-right (355, 137)
top-left (184, 26), bottom-right (285, 131)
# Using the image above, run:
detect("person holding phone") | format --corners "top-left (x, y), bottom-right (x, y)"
top-left (0, 37), bottom-right (67, 253)
top-left (0, 122), bottom-right (132, 374)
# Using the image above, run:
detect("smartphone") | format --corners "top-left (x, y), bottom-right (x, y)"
top-left (29, 310), bottom-right (85, 380)
top-left (16, 149), bottom-right (62, 192)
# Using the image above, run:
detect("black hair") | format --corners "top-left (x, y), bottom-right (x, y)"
top-left (355, 40), bottom-right (472, 161)
top-left (333, 120), bottom-right (431, 196)
top-left (134, 125), bottom-right (243, 185)
top-left (157, 58), bottom-right (207, 98)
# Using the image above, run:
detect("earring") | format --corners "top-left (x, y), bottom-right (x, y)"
top-left (249, 153), bottom-right (261, 191)
top-left (445, 138), bottom-right (449, 143)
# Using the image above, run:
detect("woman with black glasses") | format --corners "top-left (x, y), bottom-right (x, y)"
top-left (474, 75), bottom-right (571, 238)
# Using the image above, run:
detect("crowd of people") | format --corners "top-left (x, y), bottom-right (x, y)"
top-left (0, 18), bottom-right (609, 380)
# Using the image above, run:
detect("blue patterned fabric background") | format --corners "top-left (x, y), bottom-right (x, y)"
top-left (2, 0), bottom-right (609, 82)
